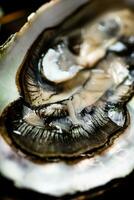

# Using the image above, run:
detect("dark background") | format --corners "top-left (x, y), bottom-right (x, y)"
top-left (0, 0), bottom-right (134, 199)
top-left (0, 0), bottom-right (49, 44)
top-left (0, 0), bottom-right (47, 12)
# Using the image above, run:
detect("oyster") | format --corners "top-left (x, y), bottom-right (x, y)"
top-left (0, 0), bottom-right (134, 198)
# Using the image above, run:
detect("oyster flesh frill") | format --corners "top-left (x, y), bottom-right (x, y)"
top-left (0, 0), bottom-right (134, 198)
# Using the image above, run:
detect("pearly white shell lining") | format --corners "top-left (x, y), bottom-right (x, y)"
top-left (0, 0), bottom-right (88, 113)
top-left (0, 99), bottom-right (134, 197)
top-left (0, 0), bottom-right (134, 197)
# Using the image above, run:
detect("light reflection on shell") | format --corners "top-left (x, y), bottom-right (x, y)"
top-left (0, 0), bottom-right (134, 198)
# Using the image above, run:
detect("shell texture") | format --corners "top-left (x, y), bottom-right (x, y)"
top-left (0, 0), bottom-right (134, 197)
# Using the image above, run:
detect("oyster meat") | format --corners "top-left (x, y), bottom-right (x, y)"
top-left (0, 0), bottom-right (134, 198)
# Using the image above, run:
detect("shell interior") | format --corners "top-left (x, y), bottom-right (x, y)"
top-left (0, 0), bottom-right (134, 197)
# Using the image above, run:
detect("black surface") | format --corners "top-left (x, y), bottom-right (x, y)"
top-left (0, 0), bottom-right (48, 13)
top-left (0, 171), bottom-right (134, 200)
top-left (0, 0), bottom-right (49, 44)
top-left (0, 1), bottom-right (134, 199)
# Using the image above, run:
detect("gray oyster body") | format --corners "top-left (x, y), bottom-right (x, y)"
top-left (0, 0), bottom-right (134, 198)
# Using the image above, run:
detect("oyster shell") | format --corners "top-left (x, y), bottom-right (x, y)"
top-left (0, 0), bottom-right (134, 198)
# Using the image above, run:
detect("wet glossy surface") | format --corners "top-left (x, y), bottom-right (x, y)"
top-left (0, 0), bottom-right (134, 199)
